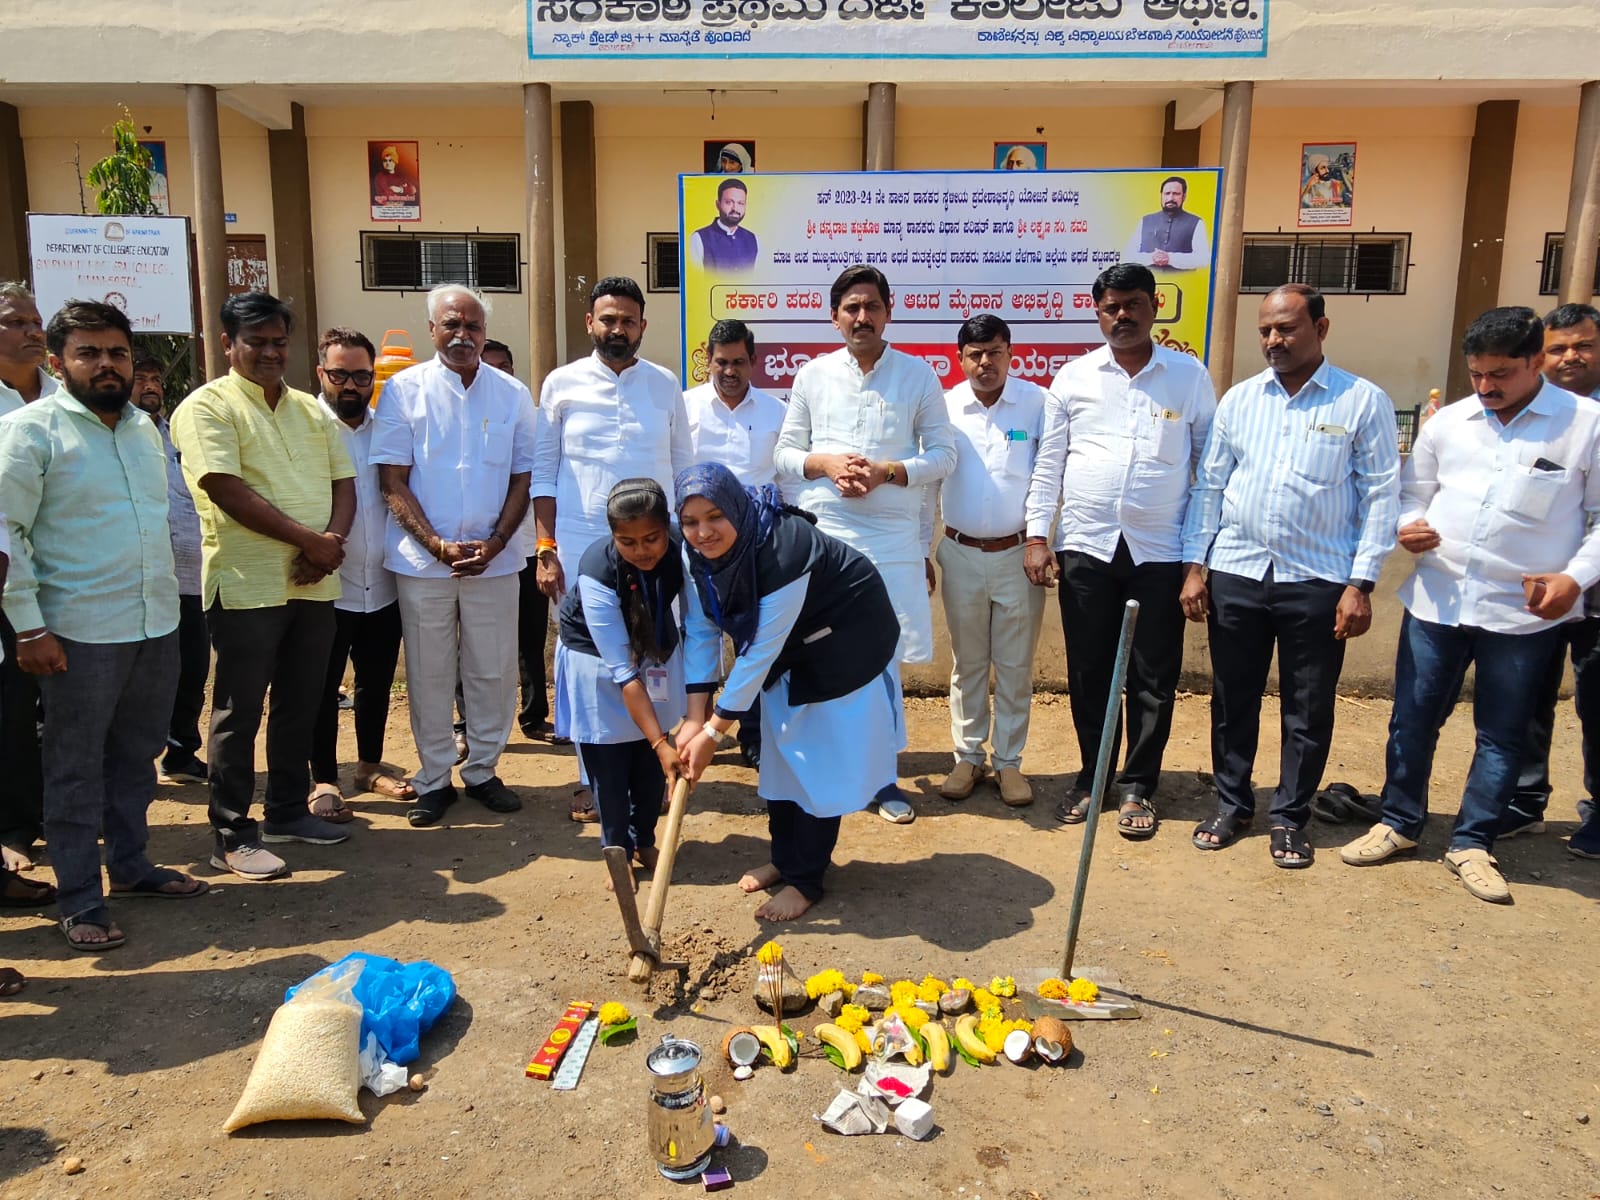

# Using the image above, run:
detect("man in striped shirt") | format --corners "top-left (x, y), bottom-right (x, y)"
top-left (1180, 284), bottom-right (1401, 868)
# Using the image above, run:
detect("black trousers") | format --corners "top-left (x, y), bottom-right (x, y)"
top-left (164, 593), bottom-right (211, 762)
top-left (207, 599), bottom-right (336, 850)
top-left (577, 739), bottom-right (664, 856)
top-left (1057, 540), bottom-right (1185, 798)
top-left (517, 556), bottom-right (550, 732)
top-left (1514, 615), bottom-right (1600, 817)
top-left (0, 615), bottom-right (43, 850)
top-left (312, 602), bottom-right (403, 783)
top-left (769, 800), bottom-right (841, 902)
top-left (1208, 568), bottom-right (1347, 828)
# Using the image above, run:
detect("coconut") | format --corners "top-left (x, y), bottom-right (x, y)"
top-left (1031, 1016), bottom-right (1073, 1063)
top-left (1002, 1028), bottom-right (1035, 1065)
top-left (938, 988), bottom-right (971, 1015)
top-left (723, 1027), bottom-right (763, 1067)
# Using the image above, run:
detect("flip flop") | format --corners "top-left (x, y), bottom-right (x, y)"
top-left (569, 787), bottom-right (599, 823)
top-left (60, 907), bottom-right (126, 952)
top-left (308, 784), bottom-right (356, 824)
top-left (109, 867), bottom-right (211, 899)
top-left (355, 771), bottom-right (417, 801)
top-left (0, 868), bottom-right (56, 909)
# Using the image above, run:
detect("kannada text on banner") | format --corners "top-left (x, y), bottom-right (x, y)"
top-left (679, 169), bottom-right (1220, 395)
top-left (529, 0), bottom-right (1267, 59)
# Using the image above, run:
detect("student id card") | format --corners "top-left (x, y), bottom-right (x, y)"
top-left (645, 667), bottom-right (670, 703)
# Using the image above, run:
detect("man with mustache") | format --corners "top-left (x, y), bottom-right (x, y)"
top-left (531, 276), bottom-right (692, 823)
top-left (1182, 284), bottom-right (1400, 868)
top-left (1342, 307), bottom-right (1600, 902)
top-left (0, 300), bottom-right (209, 950)
top-left (1122, 176), bottom-right (1210, 272)
top-left (0, 282), bottom-right (55, 872)
top-left (773, 264), bottom-right (957, 824)
top-left (375, 286), bottom-right (538, 827)
top-left (1025, 263), bottom-right (1216, 834)
top-left (132, 356), bottom-right (209, 788)
top-left (308, 327), bottom-right (415, 818)
top-left (171, 291), bottom-right (357, 880)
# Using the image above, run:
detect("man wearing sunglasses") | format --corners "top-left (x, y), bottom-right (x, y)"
top-left (310, 328), bottom-right (415, 818)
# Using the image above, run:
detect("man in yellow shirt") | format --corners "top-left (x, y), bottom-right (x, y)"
top-left (171, 293), bottom-right (356, 880)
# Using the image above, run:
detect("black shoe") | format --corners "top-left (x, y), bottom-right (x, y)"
top-left (465, 775), bottom-right (523, 813)
top-left (739, 744), bottom-right (760, 770)
top-left (407, 785), bottom-right (458, 828)
top-left (520, 720), bottom-right (549, 741)
top-left (158, 755), bottom-right (208, 785)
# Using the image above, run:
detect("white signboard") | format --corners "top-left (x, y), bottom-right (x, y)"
top-left (26, 214), bottom-right (194, 335)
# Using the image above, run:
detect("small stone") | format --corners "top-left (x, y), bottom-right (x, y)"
top-left (29, 1070), bottom-right (42, 1081)
top-left (62, 1067), bottom-right (74, 1075)
top-left (1314, 1102), bottom-right (1333, 1117)
top-left (733, 1065), bottom-right (753, 1081)
top-left (1361, 1136), bottom-right (1385, 1157)
top-left (1577, 1112), bottom-right (1590, 1125)
top-left (464, 1103), bottom-right (474, 1112)
top-left (818, 989), bottom-right (845, 1018)
top-left (409, 1074), bottom-right (426, 1092)
top-left (62, 1157), bottom-right (84, 1175)
top-left (1107, 1091), bottom-right (1117, 1100)
top-left (854, 984), bottom-right (892, 1011)
top-left (709, 1095), bottom-right (726, 1114)
top-left (1523, 1110), bottom-right (1534, 1120)
top-left (939, 988), bottom-right (971, 1015)
top-left (1348, 1096), bottom-right (1364, 1107)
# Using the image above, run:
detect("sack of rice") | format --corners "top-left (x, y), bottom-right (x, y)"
top-left (223, 959), bottom-right (367, 1133)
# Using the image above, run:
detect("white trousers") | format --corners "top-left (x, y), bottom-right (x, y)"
top-left (935, 538), bottom-right (1045, 771)
top-left (397, 572), bottom-right (520, 793)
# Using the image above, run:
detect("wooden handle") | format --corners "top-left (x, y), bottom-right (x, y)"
top-left (629, 776), bottom-right (691, 984)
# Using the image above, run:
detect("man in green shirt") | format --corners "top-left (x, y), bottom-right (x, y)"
top-left (0, 300), bottom-right (209, 951)
top-left (171, 293), bottom-right (356, 880)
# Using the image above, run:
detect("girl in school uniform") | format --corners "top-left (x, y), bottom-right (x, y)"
top-left (674, 462), bottom-right (904, 922)
top-left (557, 478), bottom-right (686, 890)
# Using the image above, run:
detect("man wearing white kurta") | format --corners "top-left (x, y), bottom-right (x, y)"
top-left (774, 265), bottom-right (957, 823)
top-left (930, 314), bottom-right (1047, 808)
top-left (530, 276), bottom-right (693, 820)
top-left (373, 286), bottom-right (538, 826)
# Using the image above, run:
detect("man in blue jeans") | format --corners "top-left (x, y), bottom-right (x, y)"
top-left (1341, 307), bottom-right (1600, 902)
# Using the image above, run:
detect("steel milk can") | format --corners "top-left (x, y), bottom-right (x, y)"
top-left (646, 1035), bottom-right (715, 1180)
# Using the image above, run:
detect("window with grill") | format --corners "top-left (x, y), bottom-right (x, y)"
top-left (361, 232), bottom-right (522, 293)
top-left (1240, 233), bottom-right (1410, 295)
top-left (1538, 233), bottom-right (1600, 296)
top-left (647, 233), bottom-right (680, 294)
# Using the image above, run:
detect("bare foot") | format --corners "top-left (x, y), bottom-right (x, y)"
top-left (65, 919), bottom-right (124, 948)
top-left (1, 844), bottom-right (33, 873)
top-left (634, 846), bottom-right (660, 872)
top-left (739, 862), bottom-right (781, 894)
top-left (605, 863), bottom-right (638, 894)
top-left (754, 885), bottom-right (814, 921)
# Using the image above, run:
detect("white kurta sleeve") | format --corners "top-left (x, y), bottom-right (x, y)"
top-left (1025, 385), bottom-right (1070, 541)
top-left (773, 376), bottom-right (815, 480)
top-left (531, 377), bottom-right (563, 500)
top-left (713, 574), bottom-right (810, 718)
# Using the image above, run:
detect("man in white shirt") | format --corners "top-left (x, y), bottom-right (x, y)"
top-left (1121, 177), bottom-right (1211, 273)
top-left (0, 282), bottom-right (54, 871)
top-left (309, 327), bottom-right (414, 819)
top-left (931, 314), bottom-right (1047, 808)
top-left (774, 265), bottom-right (958, 823)
top-left (683, 317), bottom-right (788, 769)
top-left (1341, 307), bottom-right (1600, 904)
top-left (1026, 264), bottom-right (1217, 836)
top-left (374, 286), bottom-right (539, 827)
top-left (531, 275), bottom-right (692, 821)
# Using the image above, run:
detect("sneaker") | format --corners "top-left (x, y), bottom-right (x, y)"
top-left (938, 761), bottom-right (989, 800)
top-left (1444, 846), bottom-right (1512, 903)
top-left (1339, 822), bottom-right (1419, 865)
top-left (261, 814), bottom-right (352, 845)
top-left (873, 784), bottom-right (915, 825)
top-left (997, 767), bottom-right (1034, 808)
top-left (1496, 805), bottom-right (1545, 839)
top-left (158, 756), bottom-right (208, 785)
top-left (1568, 811), bottom-right (1600, 860)
top-left (209, 843), bottom-right (290, 880)
top-left (465, 775), bottom-right (523, 814)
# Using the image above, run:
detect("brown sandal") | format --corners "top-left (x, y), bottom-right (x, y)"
top-left (308, 784), bottom-right (356, 824)
top-left (570, 787), bottom-right (598, 823)
top-left (354, 770), bottom-right (417, 801)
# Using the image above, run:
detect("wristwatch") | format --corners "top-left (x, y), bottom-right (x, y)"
top-left (1349, 579), bottom-right (1376, 595)
top-left (884, 463), bottom-right (898, 484)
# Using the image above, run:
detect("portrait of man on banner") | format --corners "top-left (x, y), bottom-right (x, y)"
top-left (994, 142), bottom-right (1046, 171)
top-left (369, 140), bottom-right (421, 222)
top-left (1298, 142), bottom-right (1355, 227)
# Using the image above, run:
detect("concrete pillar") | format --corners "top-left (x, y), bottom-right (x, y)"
top-left (865, 83), bottom-right (896, 171)
top-left (1161, 100), bottom-right (1201, 170)
top-left (1559, 80), bottom-right (1600, 303)
top-left (186, 84), bottom-right (229, 380)
top-left (0, 103), bottom-right (28, 284)
top-left (558, 100), bottom-right (597, 363)
top-left (1208, 81), bottom-right (1253, 397)
top-left (267, 102), bottom-right (319, 374)
top-left (1445, 100), bottom-right (1520, 402)
top-left (524, 83), bottom-right (558, 390)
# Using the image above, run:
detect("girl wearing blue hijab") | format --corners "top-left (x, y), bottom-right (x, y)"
top-left (675, 463), bottom-right (904, 921)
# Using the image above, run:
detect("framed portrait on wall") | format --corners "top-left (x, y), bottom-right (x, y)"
top-left (1299, 142), bottom-right (1355, 227)
top-left (995, 142), bottom-right (1046, 171)
top-left (138, 141), bottom-right (171, 214)
top-left (369, 141), bottom-right (421, 222)
top-left (704, 140), bottom-right (755, 174)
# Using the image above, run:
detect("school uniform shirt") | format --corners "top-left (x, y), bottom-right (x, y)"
top-left (532, 352), bottom-right (693, 584)
top-left (1181, 359), bottom-right (1400, 585)
top-left (1398, 382), bottom-right (1600, 634)
top-left (1027, 345), bottom-right (1216, 563)
top-left (683, 382), bottom-right (788, 489)
top-left (333, 409), bottom-right (398, 613)
top-left (773, 345), bottom-right (957, 662)
top-left (0, 394), bottom-right (178, 643)
top-left (155, 416), bottom-right (203, 597)
top-left (935, 377), bottom-right (1048, 540)
top-left (0, 366), bottom-right (60, 418)
top-left (370, 356), bottom-right (538, 581)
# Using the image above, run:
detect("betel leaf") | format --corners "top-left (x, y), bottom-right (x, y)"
top-left (820, 1042), bottom-right (846, 1070)
top-left (597, 1018), bottom-right (637, 1046)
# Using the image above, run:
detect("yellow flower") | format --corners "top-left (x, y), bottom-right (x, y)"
top-left (1012, 1018), bottom-right (1032, 1035)
top-left (977, 1017), bottom-right (1008, 1053)
top-left (1038, 977), bottom-right (1070, 1000)
top-left (951, 977), bottom-right (976, 992)
top-left (972, 987), bottom-right (998, 1013)
top-left (756, 941), bottom-right (784, 966)
top-left (889, 980), bottom-right (919, 1008)
top-left (891, 1002), bottom-right (929, 1031)
top-left (598, 1002), bottom-right (631, 1027)
top-left (989, 975), bottom-right (1017, 998)
top-left (916, 980), bottom-right (944, 1004)
top-left (835, 1004), bottom-right (870, 1034)
top-left (805, 968), bottom-right (850, 999)
top-left (1067, 977), bottom-right (1100, 1004)
top-left (860, 971), bottom-right (884, 987)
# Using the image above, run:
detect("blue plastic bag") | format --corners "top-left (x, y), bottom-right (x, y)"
top-left (287, 952), bottom-right (455, 1066)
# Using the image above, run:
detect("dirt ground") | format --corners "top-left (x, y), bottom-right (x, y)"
top-left (2, 688), bottom-right (1598, 1200)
